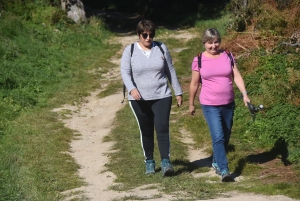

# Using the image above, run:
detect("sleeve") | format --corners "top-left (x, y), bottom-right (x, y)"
top-left (161, 44), bottom-right (183, 96)
top-left (191, 56), bottom-right (199, 71)
top-left (120, 44), bottom-right (136, 93)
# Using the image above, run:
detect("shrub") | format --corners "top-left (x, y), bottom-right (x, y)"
top-left (237, 51), bottom-right (300, 163)
top-left (245, 104), bottom-right (300, 163)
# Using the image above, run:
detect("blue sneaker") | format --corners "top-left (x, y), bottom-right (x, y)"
top-left (145, 160), bottom-right (155, 175)
top-left (161, 159), bottom-right (174, 177)
top-left (221, 170), bottom-right (233, 182)
top-left (212, 162), bottom-right (221, 175)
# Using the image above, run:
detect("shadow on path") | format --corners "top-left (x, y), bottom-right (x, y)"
top-left (233, 137), bottom-right (292, 176)
top-left (85, 8), bottom-right (143, 34)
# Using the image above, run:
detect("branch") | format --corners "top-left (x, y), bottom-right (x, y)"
top-left (236, 43), bottom-right (248, 50)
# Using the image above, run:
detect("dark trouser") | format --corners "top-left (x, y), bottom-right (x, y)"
top-left (129, 96), bottom-right (172, 161)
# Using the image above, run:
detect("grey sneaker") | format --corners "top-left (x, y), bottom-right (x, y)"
top-left (145, 160), bottom-right (155, 175)
top-left (221, 170), bottom-right (233, 182)
top-left (212, 162), bottom-right (221, 175)
top-left (161, 159), bottom-right (174, 177)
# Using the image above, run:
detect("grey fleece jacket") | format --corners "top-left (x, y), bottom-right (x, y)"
top-left (120, 41), bottom-right (183, 100)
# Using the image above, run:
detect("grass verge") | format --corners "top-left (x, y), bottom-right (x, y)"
top-left (0, 10), bottom-right (120, 200)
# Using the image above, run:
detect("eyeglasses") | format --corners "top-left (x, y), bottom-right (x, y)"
top-left (141, 33), bottom-right (155, 39)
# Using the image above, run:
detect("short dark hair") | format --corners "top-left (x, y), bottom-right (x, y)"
top-left (136, 20), bottom-right (156, 37)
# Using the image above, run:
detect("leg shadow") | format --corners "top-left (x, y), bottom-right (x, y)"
top-left (171, 155), bottom-right (213, 176)
top-left (232, 137), bottom-right (291, 178)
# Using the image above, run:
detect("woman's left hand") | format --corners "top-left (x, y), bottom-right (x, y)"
top-left (176, 95), bottom-right (183, 107)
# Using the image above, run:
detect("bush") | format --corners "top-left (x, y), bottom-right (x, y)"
top-left (245, 104), bottom-right (300, 163)
top-left (243, 53), bottom-right (299, 106)
top-left (237, 51), bottom-right (300, 163)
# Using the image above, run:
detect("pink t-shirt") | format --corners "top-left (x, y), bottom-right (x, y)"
top-left (191, 51), bottom-right (235, 105)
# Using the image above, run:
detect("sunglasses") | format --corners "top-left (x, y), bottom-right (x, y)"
top-left (141, 33), bottom-right (155, 39)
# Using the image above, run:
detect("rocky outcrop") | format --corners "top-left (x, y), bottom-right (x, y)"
top-left (61, 0), bottom-right (86, 23)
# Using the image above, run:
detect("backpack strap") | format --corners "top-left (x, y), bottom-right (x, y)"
top-left (225, 49), bottom-right (234, 68)
top-left (197, 53), bottom-right (202, 71)
top-left (121, 43), bottom-right (134, 103)
top-left (130, 43), bottom-right (134, 57)
top-left (130, 41), bottom-right (164, 56)
top-left (197, 53), bottom-right (202, 83)
top-left (121, 84), bottom-right (126, 103)
top-left (196, 50), bottom-right (234, 83)
top-left (198, 50), bottom-right (234, 69)
top-left (153, 41), bottom-right (165, 55)
top-left (122, 42), bottom-right (164, 103)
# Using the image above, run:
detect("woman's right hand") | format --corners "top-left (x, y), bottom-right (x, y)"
top-left (130, 88), bottom-right (141, 100)
top-left (189, 105), bottom-right (195, 115)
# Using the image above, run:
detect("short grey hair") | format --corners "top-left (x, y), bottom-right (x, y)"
top-left (202, 28), bottom-right (221, 44)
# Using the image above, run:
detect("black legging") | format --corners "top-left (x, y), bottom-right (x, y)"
top-left (129, 96), bottom-right (172, 161)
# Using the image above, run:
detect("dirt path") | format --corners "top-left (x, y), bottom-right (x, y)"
top-left (55, 32), bottom-right (298, 201)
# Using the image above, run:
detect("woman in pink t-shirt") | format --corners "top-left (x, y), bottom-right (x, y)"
top-left (189, 28), bottom-right (250, 182)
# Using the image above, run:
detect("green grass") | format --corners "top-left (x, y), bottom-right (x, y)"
top-left (107, 96), bottom-right (300, 200)
top-left (98, 80), bottom-right (124, 98)
top-left (0, 109), bottom-right (83, 200)
top-left (0, 8), bottom-right (120, 200)
top-left (1, 1), bottom-right (300, 200)
top-left (195, 14), bottom-right (231, 36)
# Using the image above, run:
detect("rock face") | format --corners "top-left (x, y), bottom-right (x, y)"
top-left (61, 0), bottom-right (86, 23)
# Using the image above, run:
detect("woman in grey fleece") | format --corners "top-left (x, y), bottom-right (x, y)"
top-left (120, 20), bottom-right (183, 177)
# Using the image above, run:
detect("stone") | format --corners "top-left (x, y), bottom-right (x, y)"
top-left (61, 0), bottom-right (86, 23)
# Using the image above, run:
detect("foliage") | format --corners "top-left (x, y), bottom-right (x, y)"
top-left (83, 0), bottom-right (231, 27)
top-left (225, 0), bottom-right (300, 164)
top-left (0, 5), bottom-right (116, 200)
top-left (236, 53), bottom-right (300, 163)
top-left (226, 0), bottom-right (299, 34)
top-left (226, 0), bottom-right (262, 32)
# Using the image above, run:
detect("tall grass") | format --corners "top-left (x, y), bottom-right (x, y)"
top-left (0, 7), bottom-right (119, 200)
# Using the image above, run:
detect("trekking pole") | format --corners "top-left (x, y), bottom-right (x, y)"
top-left (246, 101), bottom-right (264, 122)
